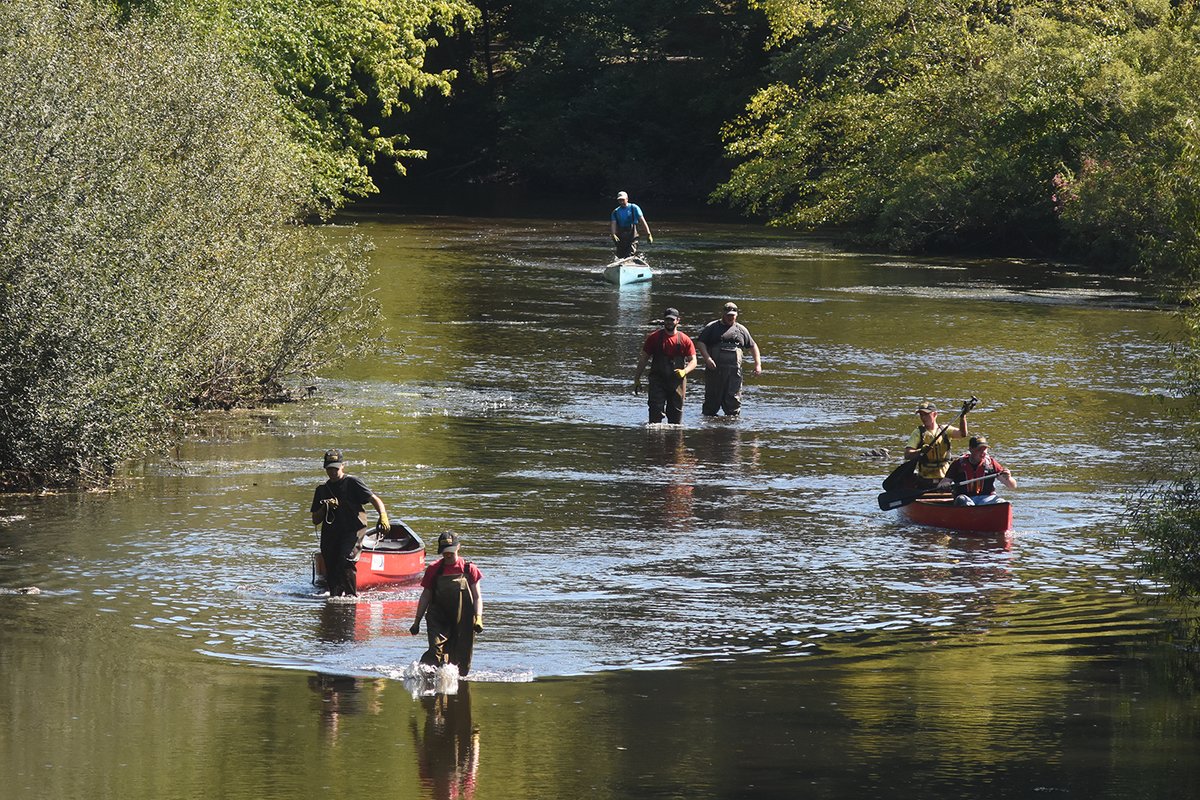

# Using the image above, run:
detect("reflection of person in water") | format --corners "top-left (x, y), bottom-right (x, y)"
top-left (410, 532), bottom-right (484, 676)
top-left (413, 684), bottom-right (480, 800)
top-left (308, 674), bottom-right (376, 739)
top-left (645, 427), bottom-right (696, 532)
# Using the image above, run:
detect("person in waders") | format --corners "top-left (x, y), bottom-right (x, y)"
top-left (633, 307), bottom-right (697, 424)
top-left (609, 190), bottom-right (653, 258)
top-left (695, 302), bottom-right (762, 417)
top-left (903, 401), bottom-right (970, 490)
top-left (410, 532), bottom-right (484, 676)
top-left (310, 449), bottom-right (390, 597)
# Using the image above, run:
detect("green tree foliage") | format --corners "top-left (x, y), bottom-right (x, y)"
top-left (717, 0), bottom-right (1200, 276)
top-left (116, 0), bottom-right (478, 214)
top-left (0, 0), bottom-right (371, 488)
top-left (402, 0), bottom-right (771, 204)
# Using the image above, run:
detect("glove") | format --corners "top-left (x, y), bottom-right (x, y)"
top-left (473, 615), bottom-right (484, 633)
top-left (647, 233), bottom-right (654, 244)
top-left (673, 368), bottom-right (686, 379)
top-left (633, 378), bottom-right (642, 395)
top-left (377, 511), bottom-right (390, 534)
top-left (961, 396), bottom-right (978, 415)
top-left (611, 233), bottom-right (619, 243)
top-left (409, 621), bottom-right (420, 636)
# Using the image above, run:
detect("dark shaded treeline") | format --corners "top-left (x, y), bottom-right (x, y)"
top-left (377, 0), bottom-right (772, 216)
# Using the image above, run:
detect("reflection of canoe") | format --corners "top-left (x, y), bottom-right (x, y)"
top-left (602, 255), bottom-right (652, 285)
top-left (898, 495), bottom-right (1012, 534)
top-left (313, 521), bottom-right (427, 590)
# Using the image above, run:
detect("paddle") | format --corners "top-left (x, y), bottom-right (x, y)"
top-left (877, 473), bottom-right (999, 511)
top-left (880, 396), bottom-right (978, 491)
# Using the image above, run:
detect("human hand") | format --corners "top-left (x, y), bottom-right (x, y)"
top-left (937, 478), bottom-right (951, 489)
top-left (705, 357), bottom-right (717, 369)
top-left (611, 233), bottom-right (619, 243)
top-left (647, 233), bottom-right (654, 244)
top-left (473, 615), bottom-right (484, 633)
top-left (409, 621), bottom-right (420, 636)
top-left (322, 497), bottom-right (339, 509)
top-left (633, 378), bottom-right (642, 395)
top-left (753, 364), bottom-right (762, 377)
top-left (377, 511), bottom-right (390, 534)
top-left (673, 368), bottom-right (686, 379)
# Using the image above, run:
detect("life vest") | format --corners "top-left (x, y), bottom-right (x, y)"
top-left (953, 455), bottom-right (1001, 496)
top-left (914, 428), bottom-right (953, 480)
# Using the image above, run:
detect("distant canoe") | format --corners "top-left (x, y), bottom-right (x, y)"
top-left (602, 255), bottom-right (652, 285)
top-left (313, 521), bottom-right (426, 591)
top-left (898, 495), bottom-right (1012, 534)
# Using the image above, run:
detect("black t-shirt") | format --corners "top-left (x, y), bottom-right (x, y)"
top-left (311, 475), bottom-right (373, 538)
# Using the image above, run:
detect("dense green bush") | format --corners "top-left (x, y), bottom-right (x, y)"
top-left (0, 0), bottom-right (370, 488)
top-left (717, 0), bottom-right (1200, 277)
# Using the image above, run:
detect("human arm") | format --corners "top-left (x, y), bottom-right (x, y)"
top-left (311, 486), bottom-right (334, 526)
top-left (678, 350), bottom-right (697, 377)
top-left (995, 459), bottom-right (1017, 489)
top-left (638, 213), bottom-right (652, 244)
top-left (696, 339), bottom-right (716, 369)
top-left (470, 580), bottom-right (484, 632)
top-left (409, 586), bottom-right (432, 635)
top-left (368, 493), bottom-right (390, 531)
top-left (610, 217), bottom-right (618, 241)
top-left (634, 346), bottom-right (650, 391)
top-left (749, 341), bottom-right (762, 376)
top-left (903, 429), bottom-right (922, 461)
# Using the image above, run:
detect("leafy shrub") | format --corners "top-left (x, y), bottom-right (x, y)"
top-left (0, 0), bottom-right (370, 488)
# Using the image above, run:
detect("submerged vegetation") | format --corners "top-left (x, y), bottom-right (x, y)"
top-left (0, 0), bottom-right (372, 488)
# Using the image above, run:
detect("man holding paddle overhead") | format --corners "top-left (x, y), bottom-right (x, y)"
top-left (940, 435), bottom-right (1016, 506)
top-left (901, 400), bottom-right (971, 490)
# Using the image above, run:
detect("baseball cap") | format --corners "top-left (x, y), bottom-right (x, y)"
top-left (663, 307), bottom-right (680, 320)
top-left (969, 435), bottom-right (989, 449)
top-left (916, 401), bottom-right (937, 413)
top-left (616, 191), bottom-right (628, 200)
top-left (437, 532), bottom-right (460, 554)
top-left (322, 449), bottom-right (344, 467)
top-left (722, 302), bottom-right (739, 314)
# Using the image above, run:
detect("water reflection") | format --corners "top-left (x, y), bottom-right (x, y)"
top-left (412, 684), bottom-right (480, 800)
top-left (307, 673), bottom-right (385, 739)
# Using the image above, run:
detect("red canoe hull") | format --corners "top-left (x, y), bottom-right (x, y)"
top-left (313, 522), bottom-right (427, 590)
top-left (898, 496), bottom-right (1012, 534)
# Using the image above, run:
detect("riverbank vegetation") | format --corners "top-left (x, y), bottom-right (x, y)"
top-left (0, 1), bottom-right (373, 489)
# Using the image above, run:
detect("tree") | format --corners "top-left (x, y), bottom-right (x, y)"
top-left (0, 0), bottom-right (370, 488)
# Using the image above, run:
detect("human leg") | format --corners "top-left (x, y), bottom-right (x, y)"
top-left (664, 378), bottom-right (685, 424)
top-left (701, 369), bottom-right (721, 416)
top-left (720, 367), bottom-right (743, 415)
top-left (953, 494), bottom-right (976, 506)
top-left (646, 378), bottom-right (668, 423)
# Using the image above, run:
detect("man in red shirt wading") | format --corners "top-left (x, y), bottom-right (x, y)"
top-left (633, 307), bottom-right (697, 424)
top-left (411, 532), bottom-right (484, 676)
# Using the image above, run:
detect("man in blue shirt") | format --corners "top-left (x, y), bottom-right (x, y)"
top-left (610, 191), bottom-right (653, 258)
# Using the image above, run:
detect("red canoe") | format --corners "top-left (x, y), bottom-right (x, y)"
top-left (898, 495), bottom-right (1012, 534)
top-left (313, 521), bottom-right (427, 591)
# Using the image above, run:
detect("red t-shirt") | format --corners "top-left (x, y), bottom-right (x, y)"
top-left (420, 556), bottom-right (483, 588)
top-left (642, 329), bottom-right (696, 358)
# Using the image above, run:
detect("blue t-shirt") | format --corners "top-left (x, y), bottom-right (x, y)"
top-left (611, 203), bottom-right (642, 230)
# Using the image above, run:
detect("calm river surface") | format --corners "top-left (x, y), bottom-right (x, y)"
top-left (2, 215), bottom-right (1198, 799)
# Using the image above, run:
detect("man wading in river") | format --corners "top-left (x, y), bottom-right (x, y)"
top-left (309, 449), bottom-right (390, 598)
top-left (410, 532), bottom-right (484, 676)
top-left (634, 307), bottom-right (697, 424)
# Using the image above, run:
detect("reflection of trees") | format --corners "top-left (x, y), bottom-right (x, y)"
top-left (412, 684), bottom-right (480, 800)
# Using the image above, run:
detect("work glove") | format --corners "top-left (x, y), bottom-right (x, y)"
top-left (377, 511), bottom-right (390, 534)
top-left (611, 233), bottom-right (619, 243)
top-left (673, 368), bottom-right (686, 379)
top-left (961, 396), bottom-right (978, 415)
top-left (409, 621), bottom-right (420, 636)
top-left (647, 233), bottom-right (654, 244)
top-left (473, 615), bottom-right (484, 633)
top-left (633, 378), bottom-right (642, 395)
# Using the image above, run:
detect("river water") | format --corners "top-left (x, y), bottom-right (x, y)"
top-left (2, 215), bottom-right (1198, 799)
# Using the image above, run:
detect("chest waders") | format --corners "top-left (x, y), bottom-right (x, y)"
top-left (422, 566), bottom-right (477, 676)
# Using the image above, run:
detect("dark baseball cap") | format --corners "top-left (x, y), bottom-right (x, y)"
top-left (322, 449), bottom-right (344, 467)
top-left (969, 435), bottom-right (989, 449)
top-left (916, 401), bottom-right (937, 413)
top-left (437, 532), bottom-right (460, 554)
top-left (663, 307), bottom-right (680, 320)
